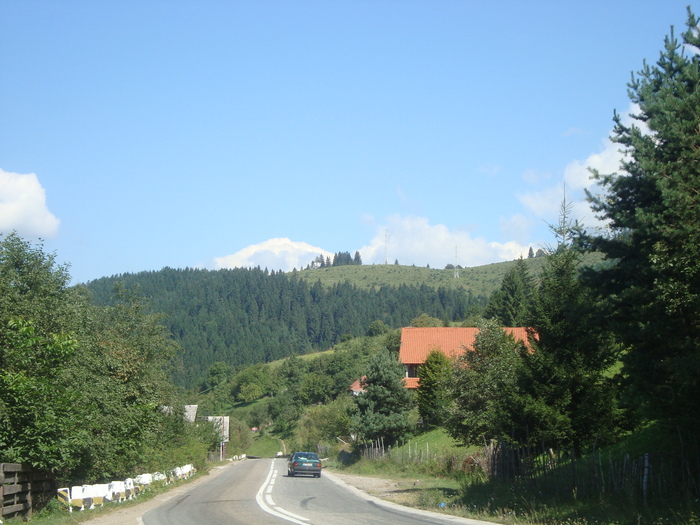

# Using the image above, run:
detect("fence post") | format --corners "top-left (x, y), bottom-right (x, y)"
top-left (642, 453), bottom-right (650, 506)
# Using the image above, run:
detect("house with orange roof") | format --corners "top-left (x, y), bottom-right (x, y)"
top-left (398, 326), bottom-right (532, 388)
top-left (348, 376), bottom-right (366, 396)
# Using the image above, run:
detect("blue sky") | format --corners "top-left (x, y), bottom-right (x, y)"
top-left (1, 1), bottom-right (694, 284)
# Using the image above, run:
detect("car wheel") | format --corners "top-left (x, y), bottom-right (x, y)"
top-left (288, 470), bottom-right (294, 477)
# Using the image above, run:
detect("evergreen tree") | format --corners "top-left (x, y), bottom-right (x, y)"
top-left (484, 257), bottom-right (534, 326)
top-left (585, 9), bottom-right (700, 435)
top-left (516, 201), bottom-right (619, 456)
top-left (353, 251), bottom-right (362, 265)
top-left (351, 348), bottom-right (413, 445)
top-left (416, 349), bottom-right (451, 428)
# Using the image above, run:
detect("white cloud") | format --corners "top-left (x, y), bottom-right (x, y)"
top-left (214, 238), bottom-right (333, 271)
top-left (517, 103), bottom-right (646, 233)
top-left (358, 214), bottom-right (530, 268)
top-left (218, 216), bottom-right (532, 275)
top-left (0, 169), bottom-right (60, 238)
top-left (518, 184), bottom-right (566, 222)
top-left (500, 213), bottom-right (534, 244)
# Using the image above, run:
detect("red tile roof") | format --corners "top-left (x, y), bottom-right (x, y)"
top-left (399, 326), bottom-right (532, 365)
top-left (348, 377), bottom-right (366, 394)
top-left (404, 377), bottom-right (421, 389)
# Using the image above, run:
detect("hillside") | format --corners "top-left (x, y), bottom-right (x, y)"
top-left (85, 264), bottom-right (490, 388)
top-left (293, 256), bottom-right (548, 296)
top-left (84, 255), bottom-right (604, 389)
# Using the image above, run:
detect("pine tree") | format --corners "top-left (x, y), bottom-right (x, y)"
top-left (585, 8), bottom-right (700, 434)
top-left (351, 349), bottom-right (413, 445)
top-left (484, 257), bottom-right (534, 326)
top-left (416, 350), bottom-right (451, 428)
top-left (516, 201), bottom-right (619, 456)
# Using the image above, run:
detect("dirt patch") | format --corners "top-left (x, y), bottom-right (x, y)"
top-left (327, 471), bottom-right (427, 506)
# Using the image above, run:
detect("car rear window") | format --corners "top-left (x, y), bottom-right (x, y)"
top-left (295, 453), bottom-right (319, 460)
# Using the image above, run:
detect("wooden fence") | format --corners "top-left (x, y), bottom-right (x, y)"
top-left (357, 438), bottom-right (699, 504)
top-left (483, 440), bottom-right (700, 504)
top-left (1, 463), bottom-right (56, 520)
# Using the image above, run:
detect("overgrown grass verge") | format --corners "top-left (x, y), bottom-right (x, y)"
top-left (245, 431), bottom-right (285, 458)
top-left (329, 429), bottom-right (700, 525)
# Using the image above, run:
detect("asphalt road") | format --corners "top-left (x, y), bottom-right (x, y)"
top-left (141, 458), bottom-right (494, 525)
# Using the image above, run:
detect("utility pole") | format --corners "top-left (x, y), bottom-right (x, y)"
top-left (454, 246), bottom-right (459, 278)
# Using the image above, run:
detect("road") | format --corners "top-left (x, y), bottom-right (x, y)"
top-left (141, 458), bottom-right (494, 525)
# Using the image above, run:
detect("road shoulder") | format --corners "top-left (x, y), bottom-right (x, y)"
top-left (324, 469), bottom-right (499, 525)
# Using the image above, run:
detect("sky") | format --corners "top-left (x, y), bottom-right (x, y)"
top-left (1, 1), bottom-right (695, 284)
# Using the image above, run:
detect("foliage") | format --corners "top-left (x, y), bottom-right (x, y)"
top-left (227, 417), bottom-right (253, 454)
top-left (514, 201), bottom-right (620, 455)
top-left (483, 257), bottom-right (534, 326)
top-left (584, 8), bottom-right (700, 437)
top-left (383, 329), bottom-right (402, 353)
top-left (0, 233), bottom-right (218, 483)
top-left (86, 266), bottom-right (487, 387)
top-left (411, 313), bottom-right (444, 327)
top-left (444, 319), bottom-right (525, 446)
top-left (293, 396), bottom-right (355, 452)
top-left (65, 285), bottom-right (182, 481)
top-left (0, 233), bottom-right (76, 335)
top-left (351, 348), bottom-right (414, 445)
top-left (0, 319), bottom-right (78, 471)
top-left (415, 349), bottom-right (452, 428)
top-left (366, 319), bottom-right (389, 337)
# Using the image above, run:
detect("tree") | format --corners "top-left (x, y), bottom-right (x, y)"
top-left (484, 257), bottom-right (534, 326)
top-left (67, 285), bottom-right (180, 480)
top-left (515, 201), bottom-right (619, 456)
top-left (367, 320), bottom-right (389, 337)
top-left (444, 319), bottom-right (525, 446)
top-left (0, 234), bottom-right (83, 472)
top-left (353, 251), bottom-right (362, 265)
top-left (411, 313), bottom-right (443, 327)
top-left (294, 396), bottom-right (354, 452)
top-left (351, 349), bottom-right (413, 445)
top-left (585, 9), bottom-right (700, 435)
top-left (0, 233), bottom-right (76, 337)
top-left (0, 320), bottom-right (78, 471)
top-left (415, 349), bottom-right (451, 428)
top-left (203, 361), bottom-right (233, 391)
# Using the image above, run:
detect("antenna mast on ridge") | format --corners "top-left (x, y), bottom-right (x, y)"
top-left (454, 246), bottom-right (459, 278)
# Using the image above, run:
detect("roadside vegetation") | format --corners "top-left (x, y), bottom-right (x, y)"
top-left (2, 8), bottom-right (700, 525)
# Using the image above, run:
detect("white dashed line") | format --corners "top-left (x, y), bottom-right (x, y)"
top-left (255, 461), bottom-right (309, 524)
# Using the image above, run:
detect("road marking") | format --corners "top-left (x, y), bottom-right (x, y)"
top-left (255, 460), bottom-right (309, 524)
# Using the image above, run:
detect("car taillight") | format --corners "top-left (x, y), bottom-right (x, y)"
top-left (293, 462), bottom-right (298, 467)
top-left (318, 461), bottom-right (322, 468)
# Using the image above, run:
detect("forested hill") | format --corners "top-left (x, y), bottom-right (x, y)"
top-left (85, 265), bottom-right (492, 388)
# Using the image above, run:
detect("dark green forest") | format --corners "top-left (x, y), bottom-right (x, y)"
top-left (86, 266), bottom-right (487, 387)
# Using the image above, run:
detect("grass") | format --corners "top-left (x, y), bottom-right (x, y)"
top-left (329, 428), bottom-right (700, 525)
top-left (294, 260), bottom-right (544, 297)
top-left (293, 255), bottom-right (602, 298)
top-left (246, 431), bottom-right (285, 458)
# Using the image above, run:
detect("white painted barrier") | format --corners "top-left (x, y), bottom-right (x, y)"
top-left (108, 480), bottom-right (126, 503)
top-left (70, 486), bottom-right (84, 511)
top-left (92, 483), bottom-right (109, 506)
top-left (58, 465), bottom-right (197, 513)
top-left (124, 478), bottom-right (135, 499)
